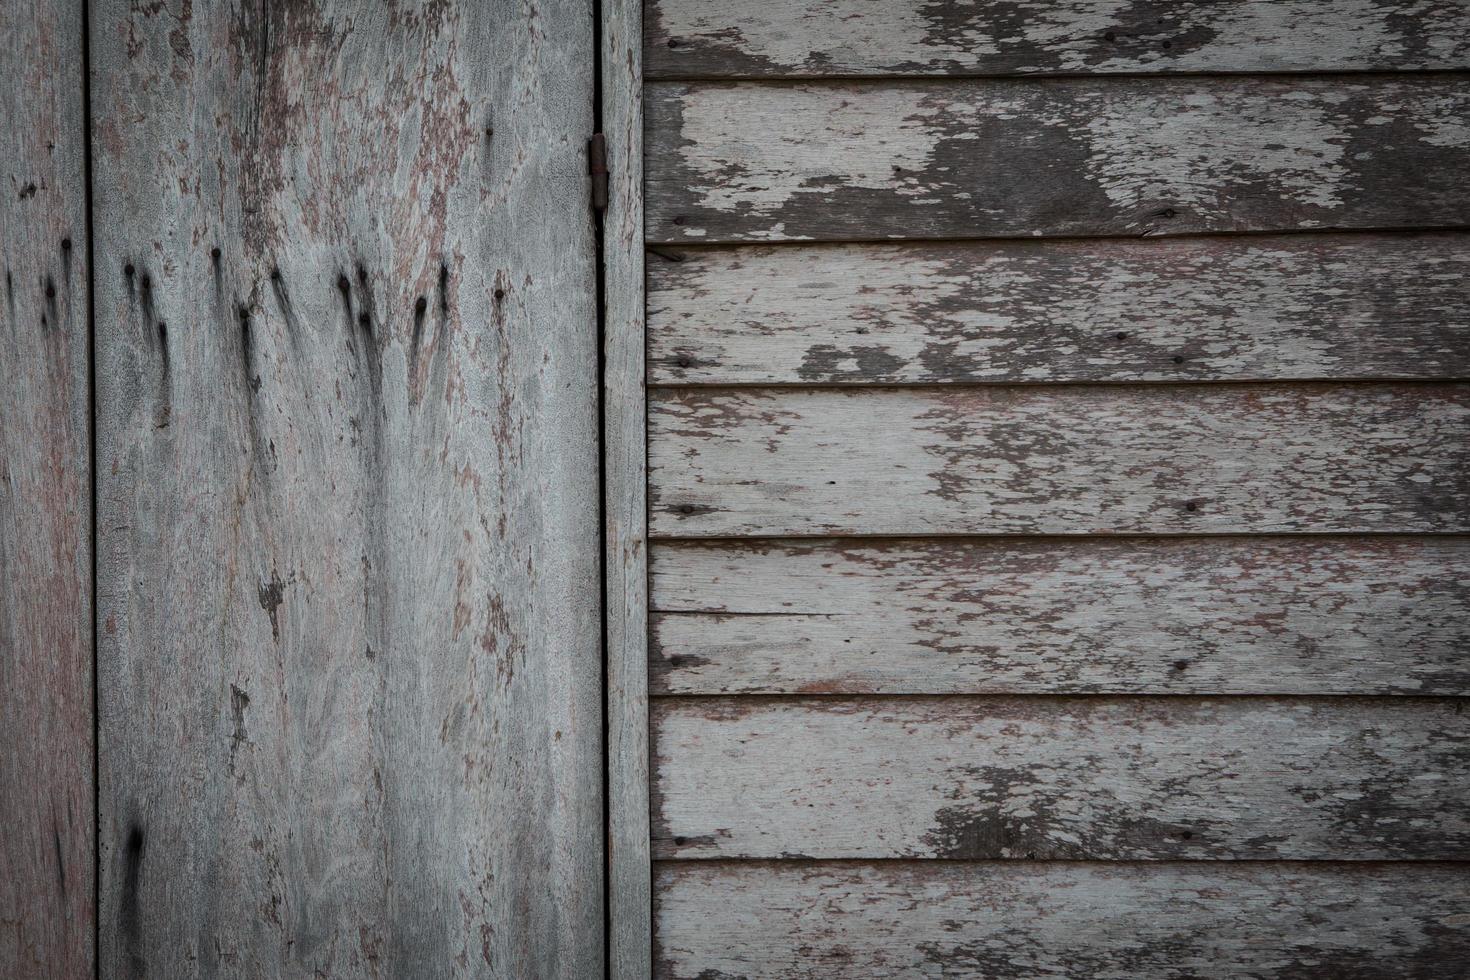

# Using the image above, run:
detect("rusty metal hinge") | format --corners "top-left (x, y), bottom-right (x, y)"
top-left (588, 133), bottom-right (609, 212)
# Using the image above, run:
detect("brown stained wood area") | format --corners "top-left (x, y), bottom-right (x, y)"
top-left (0, 1), bottom-right (93, 977)
top-left (90, 3), bottom-right (601, 978)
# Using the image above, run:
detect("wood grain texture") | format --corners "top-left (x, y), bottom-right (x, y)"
top-left (650, 537), bottom-right (1470, 695)
top-left (92, 3), bottom-right (601, 977)
top-left (652, 697), bottom-right (1470, 860)
top-left (647, 0), bottom-right (1470, 79)
top-left (0, 1), bottom-right (93, 976)
top-left (647, 235), bottom-right (1470, 385)
top-left (648, 384), bottom-right (1470, 537)
top-left (645, 77), bottom-right (1470, 244)
top-left (654, 861), bottom-right (1470, 979)
top-left (602, 0), bottom-right (652, 974)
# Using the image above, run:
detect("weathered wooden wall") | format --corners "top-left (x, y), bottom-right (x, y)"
top-left (0, 2), bottom-right (94, 977)
top-left (90, 2), bottom-right (602, 977)
top-left (643, 0), bottom-right (1470, 975)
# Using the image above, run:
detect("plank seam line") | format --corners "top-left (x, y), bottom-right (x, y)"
top-left (642, 68), bottom-right (1470, 87)
top-left (646, 532), bottom-right (1470, 543)
top-left (643, 227), bottom-right (1470, 253)
top-left (643, 224), bottom-right (1470, 248)
top-left (650, 693), bottom-right (1470, 704)
top-left (82, 0), bottom-right (99, 972)
top-left (645, 378), bottom-right (1470, 392)
top-left (591, 0), bottom-right (612, 966)
top-left (643, 67), bottom-right (1470, 85)
top-left (649, 857), bottom-right (1470, 869)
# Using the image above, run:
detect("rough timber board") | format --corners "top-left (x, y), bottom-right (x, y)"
top-left (647, 235), bottom-right (1470, 385)
top-left (602, 0), bottom-right (653, 974)
top-left (650, 537), bottom-right (1470, 695)
top-left (652, 696), bottom-right (1470, 860)
top-left (92, 2), bottom-right (602, 975)
top-left (654, 861), bottom-right (1470, 979)
top-left (646, 77), bottom-right (1470, 243)
top-left (648, 384), bottom-right (1470, 537)
top-left (0, 0), bottom-right (94, 975)
top-left (646, 0), bottom-right (1470, 79)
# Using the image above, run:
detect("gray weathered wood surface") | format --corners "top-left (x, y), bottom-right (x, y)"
top-left (647, 0), bottom-right (1470, 79)
top-left (646, 77), bottom-right (1470, 243)
top-left (649, 384), bottom-right (1470, 537)
top-left (641, 0), bottom-right (1470, 972)
top-left (0, 1), bottom-right (93, 976)
top-left (650, 537), bottom-right (1470, 695)
top-left (652, 697), bottom-right (1470, 860)
top-left (92, 2), bottom-right (602, 976)
top-left (602, 0), bottom-right (652, 974)
top-left (654, 861), bottom-right (1470, 978)
top-left (648, 235), bottom-right (1470, 385)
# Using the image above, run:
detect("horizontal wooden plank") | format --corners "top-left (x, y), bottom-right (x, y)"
top-left (647, 0), bottom-right (1470, 79)
top-left (652, 697), bottom-right (1470, 859)
top-left (655, 861), bottom-right (1470, 979)
top-left (646, 77), bottom-right (1470, 243)
top-left (647, 385), bottom-right (1470, 537)
top-left (647, 235), bottom-right (1470, 384)
top-left (650, 537), bottom-right (1470, 695)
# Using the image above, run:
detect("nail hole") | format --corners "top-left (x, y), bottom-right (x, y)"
top-left (672, 215), bottom-right (687, 226)
top-left (123, 263), bottom-right (135, 277)
top-left (238, 306), bottom-right (250, 321)
top-left (1162, 40), bottom-right (1173, 49)
top-left (1104, 31), bottom-right (1117, 42)
top-left (358, 312), bottom-right (371, 327)
top-left (667, 38), bottom-right (680, 49)
top-left (1173, 659), bottom-right (1190, 671)
top-left (494, 288), bottom-right (506, 301)
top-left (210, 247), bottom-right (221, 261)
top-left (678, 504), bottom-right (696, 514)
top-left (44, 282), bottom-right (55, 299)
top-left (1184, 501), bottom-right (1198, 512)
top-left (1173, 355), bottom-right (1185, 364)
top-left (1115, 331), bottom-right (1127, 340)
top-left (414, 296), bottom-right (427, 317)
top-left (672, 835), bottom-right (688, 844)
top-left (676, 356), bottom-right (692, 368)
top-left (1180, 830), bottom-right (1193, 839)
top-left (61, 238), bottom-right (72, 251)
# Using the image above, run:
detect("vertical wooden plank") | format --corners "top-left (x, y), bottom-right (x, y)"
top-left (91, 2), bottom-right (601, 976)
top-left (602, 0), bottom-right (651, 974)
top-left (0, 1), bottom-right (94, 976)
